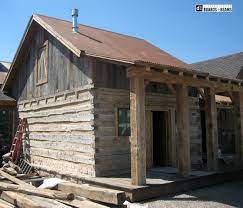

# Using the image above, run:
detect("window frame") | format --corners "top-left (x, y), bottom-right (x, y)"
top-left (115, 107), bottom-right (131, 138)
top-left (36, 40), bottom-right (49, 86)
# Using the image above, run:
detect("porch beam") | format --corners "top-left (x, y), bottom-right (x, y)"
top-left (176, 84), bottom-right (191, 177)
top-left (232, 91), bottom-right (243, 166)
top-left (205, 88), bottom-right (218, 171)
top-left (130, 76), bottom-right (146, 185)
top-left (127, 67), bottom-right (242, 92)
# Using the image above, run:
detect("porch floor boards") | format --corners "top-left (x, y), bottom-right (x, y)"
top-left (80, 167), bottom-right (243, 202)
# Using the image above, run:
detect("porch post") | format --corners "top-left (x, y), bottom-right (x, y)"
top-left (130, 76), bottom-right (146, 185)
top-left (232, 91), bottom-right (243, 166)
top-left (176, 84), bottom-right (191, 177)
top-left (204, 88), bottom-right (218, 171)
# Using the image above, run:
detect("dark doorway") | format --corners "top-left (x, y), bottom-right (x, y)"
top-left (153, 111), bottom-right (168, 166)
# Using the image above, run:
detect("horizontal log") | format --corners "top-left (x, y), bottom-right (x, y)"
top-left (96, 168), bottom-right (130, 177)
top-left (18, 84), bottom-right (94, 105)
top-left (26, 112), bottom-right (94, 124)
top-left (94, 87), bottom-right (129, 95)
top-left (31, 156), bottom-right (95, 176)
top-left (1, 191), bottom-right (40, 208)
top-left (30, 148), bottom-right (95, 165)
top-left (0, 170), bottom-right (31, 187)
top-left (0, 198), bottom-right (15, 208)
top-left (19, 103), bottom-right (93, 118)
top-left (30, 140), bottom-right (95, 154)
top-left (1, 191), bottom-right (72, 208)
top-left (128, 66), bottom-right (243, 91)
top-left (29, 133), bottom-right (95, 144)
top-left (95, 128), bottom-right (115, 137)
top-left (96, 160), bottom-right (130, 172)
top-left (28, 123), bottom-right (94, 132)
top-left (95, 120), bottom-right (115, 128)
top-left (96, 113), bottom-right (114, 121)
top-left (96, 146), bottom-right (130, 156)
top-left (58, 199), bottom-right (109, 208)
top-left (18, 92), bottom-right (94, 112)
top-left (58, 182), bottom-right (126, 205)
top-left (0, 182), bottom-right (74, 200)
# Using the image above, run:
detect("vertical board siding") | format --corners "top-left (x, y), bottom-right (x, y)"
top-left (11, 25), bottom-right (93, 101)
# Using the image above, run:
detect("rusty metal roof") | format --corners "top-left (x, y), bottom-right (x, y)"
top-left (35, 14), bottom-right (190, 69)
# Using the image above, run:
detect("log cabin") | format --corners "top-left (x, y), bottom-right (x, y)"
top-left (2, 11), bottom-right (243, 186)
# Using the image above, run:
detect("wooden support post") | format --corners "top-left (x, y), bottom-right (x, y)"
top-left (204, 88), bottom-right (218, 171)
top-left (176, 84), bottom-right (191, 177)
top-left (232, 91), bottom-right (243, 166)
top-left (130, 77), bottom-right (146, 185)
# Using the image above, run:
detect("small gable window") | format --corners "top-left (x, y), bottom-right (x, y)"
top-left (36, 41), bottom-right (48, 85)
top-left (117, 108), bottom-right (131, 136)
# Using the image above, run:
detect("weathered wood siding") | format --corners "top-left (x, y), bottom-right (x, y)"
top-left (11, 25), bottom-right (93, 101)
top-left (189, 100), bottom-right (203, 165)
top-left (18, 85), bottom-right (96, 177)
top-left (94, 87), bottom-right (202, 176)
top-left (10, 25), bottom-right (96, 177)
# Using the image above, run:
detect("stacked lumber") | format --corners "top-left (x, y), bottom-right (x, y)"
top-left (0, 169), bottom-right (126, 207)
top-left (58, 182), bottom-right (126, 205)
top-left (1, 153), bottom-right (27, 176)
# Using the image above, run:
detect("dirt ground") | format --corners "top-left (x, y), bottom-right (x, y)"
top-left (140, 180), bottom-right (243, 208)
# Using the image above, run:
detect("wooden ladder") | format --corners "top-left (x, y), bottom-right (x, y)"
top-left (10, 118), bottom-right (27, 163)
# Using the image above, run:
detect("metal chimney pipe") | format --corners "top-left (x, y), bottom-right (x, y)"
top-left (72, 9), bottom-right (78, 33)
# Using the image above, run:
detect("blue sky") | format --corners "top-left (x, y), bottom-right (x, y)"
top-left (0, 0), bottom-right (242, 63)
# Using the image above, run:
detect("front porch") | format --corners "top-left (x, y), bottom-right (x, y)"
top-left (127, 63), bottom-right (243, 186)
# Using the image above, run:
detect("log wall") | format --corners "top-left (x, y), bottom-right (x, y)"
top-left (18, 85), bottom-right (96, 177)
top-left (93, 87), bottom-right (202, 176)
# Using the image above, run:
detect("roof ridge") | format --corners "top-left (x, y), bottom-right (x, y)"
top-left (193, 51), bottom-right (243, 64)
top-left (35, 13), bottom-right (145, 41)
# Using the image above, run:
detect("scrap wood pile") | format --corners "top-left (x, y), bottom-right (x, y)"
top-left (0, 117), bottom-right (128, 207)
top-left (0, 149), bottom-right (127, 207)
top-left (0, 168), bottom-right (122, 208)
top-left (2, 153), bottom-right (33, 176)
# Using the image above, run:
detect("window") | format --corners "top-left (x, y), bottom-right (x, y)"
top-left (36, 41), bottom-right (48, 85)
top-left (118, 108), bottom-right (130, 136)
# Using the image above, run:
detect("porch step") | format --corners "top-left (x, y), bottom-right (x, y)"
top-left (57, 182), bottom-right (126, 205)
top-left (76, 169), bottom-right (243, 202)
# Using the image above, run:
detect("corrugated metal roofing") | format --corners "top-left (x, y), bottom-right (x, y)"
top-left (35, 14), bottom-right (190, 70)
top-left (192, 52), bottom-right (243, 79)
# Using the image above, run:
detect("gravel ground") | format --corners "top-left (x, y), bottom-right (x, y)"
top-left (139, 180), bottom-right (243, 208)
